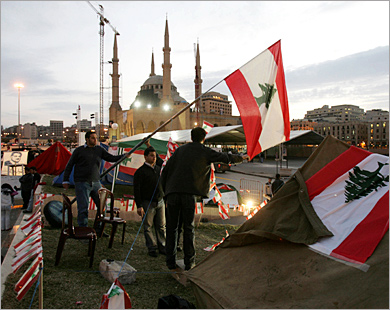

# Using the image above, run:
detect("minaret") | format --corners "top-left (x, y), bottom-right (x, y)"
top-left (150, 49), bottom-right (156, 77)
top-left (194, 39), bottom-right (203, 125)
top-left (109, 33), bottom-right (121, 125)
top-left (162, 17), bottom-right (173, 104)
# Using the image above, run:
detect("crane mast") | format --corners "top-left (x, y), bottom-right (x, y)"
top-left (87, 1), bottom-right (119, 140)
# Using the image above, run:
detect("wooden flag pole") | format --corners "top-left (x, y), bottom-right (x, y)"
top-left (38, 261), bottom-right (43, 309)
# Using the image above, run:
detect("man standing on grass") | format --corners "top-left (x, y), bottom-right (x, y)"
top-left (134, 142), bottom-right (166, 258)
top-left (161, 127), bottom-right (249, 271)
top-left (62, 130), bottom-right (130, 234)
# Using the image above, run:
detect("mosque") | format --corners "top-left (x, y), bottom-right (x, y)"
top-left (108, 18), bottom-right (241, 140)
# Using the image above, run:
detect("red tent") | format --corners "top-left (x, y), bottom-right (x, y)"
top-left (28, 142), bottom-right (71, 175)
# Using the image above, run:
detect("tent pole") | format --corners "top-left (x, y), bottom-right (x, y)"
top-left (100, 79), bottom-right (225, 180)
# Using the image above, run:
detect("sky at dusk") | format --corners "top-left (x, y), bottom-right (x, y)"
top-left (1, 1), bottom-right (389, 129)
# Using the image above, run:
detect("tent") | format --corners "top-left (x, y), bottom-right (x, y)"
top-left (186, 135), bottom-right (389, 309)
top-left (27, 142), bottom-right (71, 175)
top-left (117, 125), bottom-right (324, 146)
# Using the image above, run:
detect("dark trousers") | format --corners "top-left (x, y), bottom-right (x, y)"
top-left (142, 199), bottom-right (166, 252)
top-left (165, 193), bottom-right (196, 269)
top-left (21, 190), bottom-right (31, 209)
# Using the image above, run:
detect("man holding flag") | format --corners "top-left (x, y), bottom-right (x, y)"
top-left (161, 127), bottom-right (249, 271)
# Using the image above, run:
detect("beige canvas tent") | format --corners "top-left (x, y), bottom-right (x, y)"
top-left (186, 136), bottom-right (389, 309)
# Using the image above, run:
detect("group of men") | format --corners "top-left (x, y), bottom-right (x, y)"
top-left (63, 128), bottom-right (249, 272)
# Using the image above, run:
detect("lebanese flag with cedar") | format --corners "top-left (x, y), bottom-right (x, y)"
top-left (306, 146), bottom-right (389, 266)
top-left (225, 40), bottom-right (289, 159)
top-left (100, 279), bottom-right (132, 309)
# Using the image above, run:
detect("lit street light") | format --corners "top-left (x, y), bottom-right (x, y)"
top-left (14, 83), bottom-right (24, 142)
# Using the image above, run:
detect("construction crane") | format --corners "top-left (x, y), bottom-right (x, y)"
top-left (87, 1), bottom-right (119, 140)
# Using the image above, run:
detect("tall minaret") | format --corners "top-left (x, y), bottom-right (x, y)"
top-left (150, 49), bottom-right (156, 77)
top-left (162, 17), bottom-right (173, 104)
top-left (194, 39), bottom-right (203, 125)
top-left (109, 33), bottom-right (121, 124)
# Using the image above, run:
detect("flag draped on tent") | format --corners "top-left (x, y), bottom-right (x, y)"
top-left (306, 147), bottom-right (389, 266)
top-left (225, 40), bottom-right (289, 158)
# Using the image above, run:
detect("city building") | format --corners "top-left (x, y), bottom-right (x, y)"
top-left (305, 104), bottom-right (364, 122)
top-left (77, 119), bottom-right (92, 131)
top-left (290, 119), bottom-right (316, 131)
top-left (50, 120), bottom-right (63, 140)
top-left (22, 122), bottom-right (38, 139)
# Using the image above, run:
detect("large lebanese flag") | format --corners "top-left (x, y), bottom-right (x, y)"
top-left (225, 40), bottom-right (289, 159)
top-left (306, 146), bottom-right (389, 266)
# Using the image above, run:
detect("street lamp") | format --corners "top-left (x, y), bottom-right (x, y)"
top-left (14, 83), bottom-right (24, 141)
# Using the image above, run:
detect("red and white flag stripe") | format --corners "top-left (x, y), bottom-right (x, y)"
top-left (203, 230), bottom-right (229, 251)
top-left (12, 244), bottom-right (43, 273)
top-left (14, 230), bottom-right (41, 254)
top-left (15, 258), bottom-right (42, 301)
top-left (14, 237), bottom-right (42, 259)
top-left (100, 279), bottom-right (132, 309)
top-left (21, 218), bottom-right (41, 236)
top-left (307, 147), bottom-right (389, 265)
top-left (89, 198), bottom-right (97, 210)
top-left (225, 40), bottom-right (289, 158)
top-left (202, 121), bottom-right (214, 134)
top-left (195, 202), bottom-right (203, 214)
top-left (212, 187), bottom-right (222, 203)
top-left (15, 255), bottom-right (42, 293)
top-left (218, 201), bottom-right (230, 220)
top-left (126, 199), bottom-right (136, 212)
top-left (246, 200), bottom-right (268, 220)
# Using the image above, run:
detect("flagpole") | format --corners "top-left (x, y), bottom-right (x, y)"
top-left (38, 261), bottom-right (43, 309)
top-left (99, 79), bottom-right (225, 180)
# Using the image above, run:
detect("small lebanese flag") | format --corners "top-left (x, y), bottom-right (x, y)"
top-left (14, 230), bottom-right (41, 254)
top-left (14, 236), bottom-right (42, 257)
top-left (162, 137), bottom-right (179, 172)
top-left (209, 164), bottom-right (216, 191)
top-left (117, 198), bottom-right (126, 207)
top-left (195, 202), bottom-right (203, 214)
top-left (89, 198), bottom-right (97, 210)
top-left (307, 147), bottom-right (389, 266)
top-left (12, 244), bottom-right (43, 273)
top-left (100, 279), bottom-right (132, 309)
top-left (212, 187), bottom-right (222, 203)
top-left (218, 184), bottom-right (233, 191)
top-left (15, 257), bottom-right (42, 301)
top-left (126, 200), bottom-right (136, 212)
top-left (202, 121), bottom-right (214, 134)
top-left (203, 230), bottom-right (229, 251)
top-left (225, 40), bottom-right (290, 158)
top-left (21, 217), bottom-right (41, 236)
top-left (218, 201), bottom-right (230, 220)
top-left (246, 200), bottom-right (268, 220)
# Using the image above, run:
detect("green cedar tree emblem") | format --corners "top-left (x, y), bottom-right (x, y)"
top-left (344, 161), bottom-right (389, 203)
top-left (121, 157), bottom-right (132, 166)
top-left (254, 83), bottom-right (277, 109)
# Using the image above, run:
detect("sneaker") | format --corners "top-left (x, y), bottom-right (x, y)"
top-left (148, 250), bottom-right (158, 257)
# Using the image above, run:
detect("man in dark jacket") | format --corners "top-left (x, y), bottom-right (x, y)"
top-left (19, 166), bottom-right (33, 210)
top-left (161, 127), bottom-right (249, 271)
top-left (134, 144), bottom-right (166, 257)
top-left (271, 173), bottom-right (284, 195)
top-left (62, 130), bottom-right (129, 228)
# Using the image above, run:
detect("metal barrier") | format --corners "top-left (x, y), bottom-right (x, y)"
top-left (240, 178), bottom-right (263, 205)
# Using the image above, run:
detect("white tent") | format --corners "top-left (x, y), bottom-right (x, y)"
top-left (117, 125), bottom-right (324, 146)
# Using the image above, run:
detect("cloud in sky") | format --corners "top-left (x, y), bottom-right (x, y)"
top-left (1, 1), bottom-right (389, 128)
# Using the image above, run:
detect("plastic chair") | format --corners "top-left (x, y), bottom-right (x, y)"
top-left (94, 188), bottom-right (126, 248)
top-left (55, 193), bottom-right (97, 268)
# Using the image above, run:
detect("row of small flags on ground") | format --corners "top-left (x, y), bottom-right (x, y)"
top-left (12, 201), bottom-right (46, 301)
